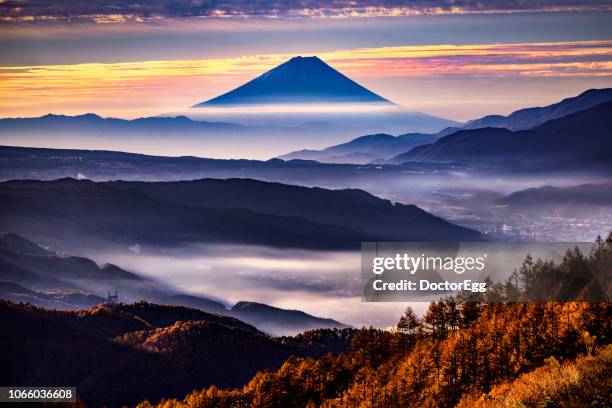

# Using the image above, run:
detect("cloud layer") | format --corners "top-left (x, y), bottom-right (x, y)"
top-left (2, 0), bottom-right (612, 23)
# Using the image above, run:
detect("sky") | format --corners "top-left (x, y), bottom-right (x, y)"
top-left (1, 1), bottom-right (612, 121)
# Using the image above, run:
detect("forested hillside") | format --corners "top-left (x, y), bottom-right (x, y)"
top-left (138, 301), bottom-right (610, 408)
top-left (138, 235), bottom-right (612, 408)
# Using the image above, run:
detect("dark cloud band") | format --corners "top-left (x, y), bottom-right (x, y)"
top-left (2, 0), bottom-right (611, 23)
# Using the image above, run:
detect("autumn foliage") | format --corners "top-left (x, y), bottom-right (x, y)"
top-left (139, 236), bottom-right (611, 408)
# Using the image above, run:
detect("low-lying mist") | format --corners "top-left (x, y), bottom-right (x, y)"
top-left (83, 244), bottom-right (418, 329)
top-left (181, 103), bottom-right (455, 132)
top-left (0, 104), bottom-right (456, 160)
top-left (301, 172), bottom-right (612, 242)
top-left (0, 130), bottom-right (337, 160)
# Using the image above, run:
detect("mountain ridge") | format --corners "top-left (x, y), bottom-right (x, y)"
top-left (105, 177), bottom-right (483, 242)
top-left (230, 301), bottom-right (349, 334)
top-left (388, 100), bottom-right (612, 165)
top-left (278, 132), bottom-right (438, 164)
top-left (0, 232), bottom-right (348, 335)
top-left (279, 88), bottom-right (612, 165)
top-left (463, 88), bottom-right (612, 131)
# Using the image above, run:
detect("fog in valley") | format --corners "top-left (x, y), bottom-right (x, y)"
top-left (81, 244), bottom-right (411, 329)
top-left (88, 170), bottom-right (609, 328)
top-left (224, 170), bottom-right (612, 243)
top-left (3, 151), bottom-right (611, 329)
top-left (349, 173), bottom-right (612, 242)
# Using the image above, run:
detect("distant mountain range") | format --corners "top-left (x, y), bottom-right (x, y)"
top-left (0, 56), bottom-right (461, 159)
top-left (390, 100), bottom-right (612, 165)
top-left (0, 232), bottom-right (347, 335)
top-left (193, 56), bottom-right (391, 106)
top-left (0, 110), bottom-right (458, 158)
top-left (0, 299), bottom-right (355, 407)
top-left (0, 144), bottom-right (474, 196)
top-left (463, 88), bottom-right (612, 131)
top-left (279, 88), bottom-right (612, 165)
top-left (1, 90), bottom-right (610, 178)
top-left (0, 112), bottom-right (248, 136)
top-left (2, 86), bottom-right (609, 163)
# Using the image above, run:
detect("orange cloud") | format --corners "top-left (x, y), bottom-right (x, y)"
top-left (1, 41), bottom-right (610, 118)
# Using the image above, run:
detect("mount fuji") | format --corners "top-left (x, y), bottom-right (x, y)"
top-left (0, 56), bottom-right (459, 159)
top-left (193, 56), bottom-right (392, 106)
top-left (185, 56), bottom-right (458, 140)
